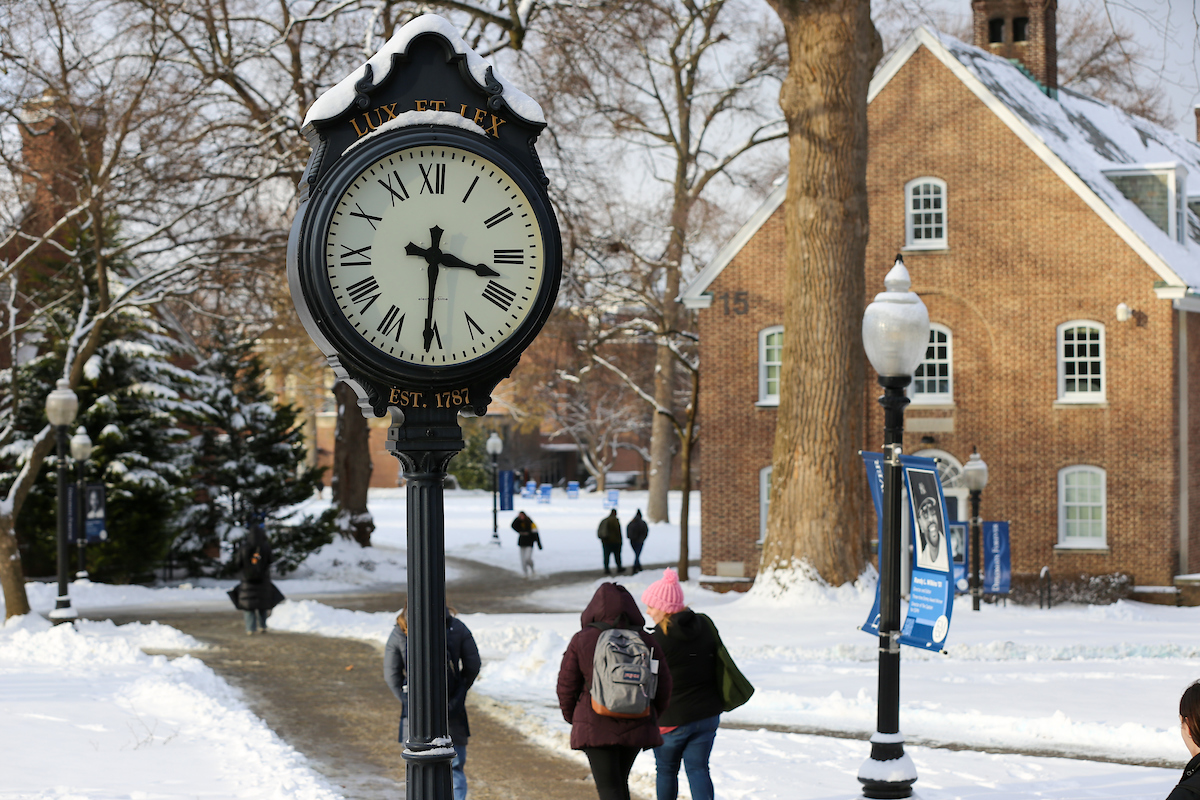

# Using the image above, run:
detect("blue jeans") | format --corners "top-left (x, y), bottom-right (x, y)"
top-left (654, 714), bottom-right (720, 800)
top-left (452, 744), bottom-right (468, 800)
top-left (242, 609), bottom-right (267, 632)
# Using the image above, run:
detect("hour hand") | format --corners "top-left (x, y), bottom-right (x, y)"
top-left (440, 251), bottom-right (500, 277)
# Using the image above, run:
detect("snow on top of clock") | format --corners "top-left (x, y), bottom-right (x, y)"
top-left (303, 14), bottom-right (545, 129)
top-left (342, 110), bottom-right (489, 153)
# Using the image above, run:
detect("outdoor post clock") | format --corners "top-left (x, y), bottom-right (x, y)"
top-left (288, 14), bottom-right (561, 423)
top-left (286, 16), bottom-right (561, 800)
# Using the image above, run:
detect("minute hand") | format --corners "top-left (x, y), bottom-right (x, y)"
top-left (439, 252), bottom-right (500, 277)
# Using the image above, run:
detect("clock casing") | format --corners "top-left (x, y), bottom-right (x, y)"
top-left (286, 28), bottom-right (561, 418)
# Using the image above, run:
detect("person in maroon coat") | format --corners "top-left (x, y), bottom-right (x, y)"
top-left (557, 582), bottom-right (673, 800)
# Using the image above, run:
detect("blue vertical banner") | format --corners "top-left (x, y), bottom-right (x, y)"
top-left (949, 522), bottom-right (969, 593)
top-left (900, 458), bottom-right (955, 650)
top-left (84, 482), bottom-right (107, 543)
top-left (859, 452), bottom-right (955, 650)
top-left (860, 451), bottom-right (885, 636)
top-left (983, 521), bottom-right (1011, 595)
top-left (499, 471), bottom-right (514, 512)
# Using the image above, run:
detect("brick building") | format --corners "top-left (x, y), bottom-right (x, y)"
top-left (681, 1), bottom-right (1200, 593)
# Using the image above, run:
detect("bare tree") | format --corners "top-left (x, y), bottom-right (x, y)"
top-left (1058, 2), bottom-right (1170, 125)
top-left (0, 0), bottom-right (262, 617)
top-left (533, 0), bottom-right (786, 526)
top-left (759, 0), bottom-right (880, 587)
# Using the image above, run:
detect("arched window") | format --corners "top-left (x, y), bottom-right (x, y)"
top-left (1058, 466), bottom-right (1107, 548)
top-left (1057, 321), bottom-right (1105, 402)
top-left (910, 324), bottom-right (953, 404)
top-left (759, 465), bottom-right (773, 543)
top-left (905, 178), bottom-right (947, 249)
top-left (758, 326), bottom-right (783, 405)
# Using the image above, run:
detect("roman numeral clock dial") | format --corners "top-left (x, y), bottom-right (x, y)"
top-left (324, 143), bottom-right (546, 368)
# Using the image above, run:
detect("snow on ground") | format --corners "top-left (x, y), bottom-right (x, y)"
top-left (314, 486), bottom-right (700, 577)
top-left (9, 487), bottom-right (690, 617)
top-left (269, 573), bottom-right (1199, 799)
top-left (0, 614), bottom-right (339, 800)
top-left (3, 488), bottom-right (1197, 798)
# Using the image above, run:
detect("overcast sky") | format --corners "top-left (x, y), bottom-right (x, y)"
top-left (876, 0), bottom-right (1200, 140)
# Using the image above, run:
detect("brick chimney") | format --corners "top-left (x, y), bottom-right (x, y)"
top-left (972, 0), bottom-right (1058, 91)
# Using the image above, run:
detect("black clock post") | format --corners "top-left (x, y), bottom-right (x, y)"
top-left (387, 405), bottom-right (462, 798)
top-left (287, 15), bottom-right (562, 800)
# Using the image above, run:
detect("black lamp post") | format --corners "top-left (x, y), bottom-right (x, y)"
top-left (486, 431), bottom-right (503, 545)
top-left (45, 379), bottom-right (79, 623)
top-left (961, 450), bottom-right (989, 611)
top-left (70, 426), bottom-right (94, 579)
top-left (858, 256), bottom-right (929, 799)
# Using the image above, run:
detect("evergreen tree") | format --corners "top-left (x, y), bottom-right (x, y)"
top-left (179, 329), bottom-right (333, 575)
top-left (11, 315), bottom-right (199, 583)
top-left (449, 422), bottom-right (493, 490)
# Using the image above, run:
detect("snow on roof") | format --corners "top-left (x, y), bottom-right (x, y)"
top-left (923, 27), bottom-right (1200, 290)
top-left (302, 14), bottom-right (545, 129)
top-left (682, 26), bottom-right (1200, 303)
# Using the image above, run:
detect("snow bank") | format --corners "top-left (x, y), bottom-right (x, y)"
top-left (0, 617), bottom-right (342, 799)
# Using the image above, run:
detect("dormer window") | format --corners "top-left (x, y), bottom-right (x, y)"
top-left (1104, 163), bottom-right (1188, 244)
top-left (1012, 17), bottom-right (1029, 42)
top-left (988, 18), bottom-right (1004, 43)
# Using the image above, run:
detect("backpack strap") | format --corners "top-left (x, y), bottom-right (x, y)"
top-left (588, 621), bottom-right (613, 632)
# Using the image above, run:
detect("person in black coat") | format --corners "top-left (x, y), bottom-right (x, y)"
top-left (641, 568), bottom-right (722, 800)
top-left (228, 524), bottom-right (283, 634)
top-left (383, 605), bottom-right (481, 800)
top-left (510, 511), bottom-right (542, 577)
top-left (626, 510), bottom-right (649, 574)
top-left (1169, 681), bottom-right (1200, 799)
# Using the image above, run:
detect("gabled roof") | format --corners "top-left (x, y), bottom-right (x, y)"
top-left (681, 26), bottom-right (1200, 307)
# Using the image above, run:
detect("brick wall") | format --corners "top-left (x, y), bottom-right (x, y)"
top-left (696, 209), bottom-right (787, 579)
top-left (698, 44), bottom-right (1185, 587)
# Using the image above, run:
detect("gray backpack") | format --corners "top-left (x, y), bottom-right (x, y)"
top-left (588, 623), bottom-right (658, 718)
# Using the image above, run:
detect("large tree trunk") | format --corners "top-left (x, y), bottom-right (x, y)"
top-left (646, 200), bottom-right (689, 524)
top-left (331, 381), bottom-right (375, 547)
top-left (760, 0), bottom-right (881, 586)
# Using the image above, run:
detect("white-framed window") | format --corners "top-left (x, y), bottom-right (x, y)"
top-left (1058, 465), bottom-right (1107, 548)
top-left (910, 324), bottom-right (953, 404)
top-left (1057, 321), bottom-right (1105, 402)
top-left (905, 178), bottom-right (947, 249)
top-left (759, 465), bottom-right (773, 543)
top-left (758, 326), bottom-right (783, 405)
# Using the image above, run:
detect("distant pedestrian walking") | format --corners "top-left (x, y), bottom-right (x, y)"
top-left (1169, 680), bottom-right (1200, 799)
top-left (227, 523), bottom-right (284, 634)
top-left (557, 582), bottom-right (672, 800)
top-left (642, 568), bottom-right (722, 800)
top-left (598, 509), bottom-right (624, 575)
top-left (511, 511), bottom-right (542, 578)
top-left (384, 605), bottom-right (481, 800)
top-left (626, 510), bottom-right (648, 574)
top-left (383, 607), bottom-right (410, 743)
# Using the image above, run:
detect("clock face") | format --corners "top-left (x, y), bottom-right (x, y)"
top-left (323, 143), bottom-right (546, 367)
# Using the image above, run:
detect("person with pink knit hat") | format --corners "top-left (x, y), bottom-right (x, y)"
top-left (641, 568), bottom-right (723, 800)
